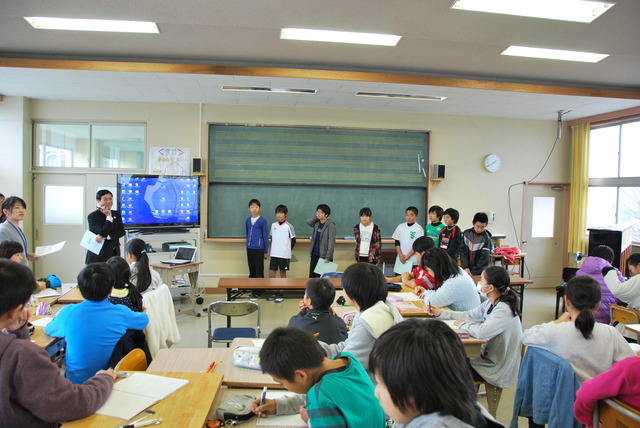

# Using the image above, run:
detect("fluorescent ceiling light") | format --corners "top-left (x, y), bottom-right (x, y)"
top-left (501, 46), bottom-right (609, 63)
top-left (24, 17), bottom-right (159, 33)
top-left (451, 0), bottom-right (615, 23)
top-left (222, 86), bottom-right (317, 94)
top-left (355, 92), bottom-right (446, 101)
top-left (281, 28), bottom-right (401, 46)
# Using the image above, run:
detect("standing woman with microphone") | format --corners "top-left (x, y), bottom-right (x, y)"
top-left (85, 190), bottom-right (125, 264)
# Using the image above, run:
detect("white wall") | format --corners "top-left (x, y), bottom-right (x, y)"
top-left (24, 99), bottom-right (570, 286)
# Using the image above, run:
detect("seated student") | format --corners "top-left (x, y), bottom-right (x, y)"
top-left (369, 318), bottom-right (499, 427)
top-left (574, 356), bottom-right (640, 427)
top-left (125, 238), bottom-right (163, 293)
top-left (288, 278), bottom-right (347, 345)
top-left (46, 263), bottom-right (149, 384)
top-left (427, 266), bottom-right (522, 389)
top-left (0, 241), bottom-right (44, 292)
top-left (575, 245), bottom-right (622, 324)
top-left (603, 253), bottom-right (640, 311)
top-left (386, 236), bottom-right (437, 291)
top-left (460, 212), bottom-right (493, 276)
top-left (522, 275), bottom-right (635, 383)
top-left (319, 262), bottom-right (403, 371)
top-left (0, 260), bottom-right (116, 426)
top-left (415, 248), bottom-right (481, 312)
top-left (106, 256), bottom-right (144, 312)
top-left (251, 326), bottom-right (386, 428)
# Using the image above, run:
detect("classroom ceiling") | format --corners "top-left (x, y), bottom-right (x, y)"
top-left (0, 0), bottom-right (639, 121)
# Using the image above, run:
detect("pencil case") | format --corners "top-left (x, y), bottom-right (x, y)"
top-left (233, 346), bottom-right (261, 370)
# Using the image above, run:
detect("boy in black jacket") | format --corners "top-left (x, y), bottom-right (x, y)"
top-left (460, 212), bottom-right (493, 275)
top-left (439, 208), bottom-right (462, 263)
top-left (288, 278), bottom-right (347, 345)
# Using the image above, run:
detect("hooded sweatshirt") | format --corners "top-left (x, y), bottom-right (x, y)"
top-left (0, 326), bottom-right (113, 427)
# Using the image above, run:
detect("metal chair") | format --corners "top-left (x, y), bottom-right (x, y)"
top-left (115, 348), bottom-right (148, 371)
top-left (321, 272), bottom-right (343, 278)
top-left (207, 301), bottom-right (260, 347)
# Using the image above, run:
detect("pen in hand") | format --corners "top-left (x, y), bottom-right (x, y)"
top-left (258, 386), bottom-right (267, 418)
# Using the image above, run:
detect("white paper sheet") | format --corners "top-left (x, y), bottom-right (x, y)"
top-left (35, 241), bottom-right (66, 257)
top-left (252, 339), bottom-right (266, 347)
top-left (393, 256), bottom-right (413, 274)
top-left (96, 373), bottom-right (189, 420)
top-left (257, 391), bottom-right (306, 427)
top-left (30, 317), bottom-right (54, 327)
top-left (388, 292), bottom-right (421, 302)
top-left (313, 260), bottom-right (339, 276)
top-left (33, 288), bottom-right (61, 299)
top-left (80, 230), bottom-right (104, 255)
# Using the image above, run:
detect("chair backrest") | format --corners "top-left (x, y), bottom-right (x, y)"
top-left (115, 348), bottom-right (148, 371)
top-left (594, 398), bottom-right (640, 428)
top-left (562, 267), bottom-right (579, 282)
top-left (610, 304), bottom-right (640, 326)
top-left (208, 301), bottom-right (260, 317)
top-left (321, 272), bottom-right (343, 278)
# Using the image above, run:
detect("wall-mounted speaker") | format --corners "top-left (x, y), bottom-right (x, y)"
top-left (433, 164), bottom-right (446, 179)
top-left (192, 158), bottom-right (203, 174)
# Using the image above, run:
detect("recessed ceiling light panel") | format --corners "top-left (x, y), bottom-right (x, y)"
top-left (24, 17), bottom-right (159, 33)
top-left (355, 92), bottom-right (446, 101)
top-left (451, 0), bottom-right (615, 23)
top-left (281, 28), bottom-right (401, 46)
top-left (501, 45), bottom-right (609, 63)
top-left (222, 86), bottom-right (317, 94)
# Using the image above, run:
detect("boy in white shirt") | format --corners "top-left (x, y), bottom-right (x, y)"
top-left (269, 205), bottom-right (296, 278)
top-left (392, 206), bottom-right (424, 269)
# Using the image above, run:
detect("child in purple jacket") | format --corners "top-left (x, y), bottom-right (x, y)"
top-left (576, 245), bottom-right (624, 324)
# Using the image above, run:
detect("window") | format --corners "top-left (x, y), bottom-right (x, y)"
top-left (35, 123), bottom-right (145, 170)
top-left (586, 119), bottom-right (640, 243)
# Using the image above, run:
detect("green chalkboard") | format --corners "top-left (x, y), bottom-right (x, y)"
top-left (207, 124), bottom-right (430, 238)
top-left (208, 183), bottom-right (427, 238)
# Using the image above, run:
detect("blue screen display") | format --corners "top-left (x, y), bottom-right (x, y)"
top-left (117, 175), bottom-right (200, 229)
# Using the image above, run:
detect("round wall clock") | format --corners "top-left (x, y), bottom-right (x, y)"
top-left (484, 154), bottom-right (502, 173)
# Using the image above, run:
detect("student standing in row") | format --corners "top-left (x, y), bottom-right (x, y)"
top-left (353, 207), bottom-right (381, 264)
top-left (86, 190), bottom-right (125, 264)
top-left (425, 205), bottom-right (445, 247)
top-left (245, 199), bottom-right (269, 278)
top-left (460, 212), bottom-right (493, 276)
top-left (439, 207), bottom-right (462, 262)
top-left (392, 206), bottom-right (424, 268)
top-left (0, 260), bottom-right (116, 426)
top-left (270, 205), bottom-right (296, 278)
top-left (307, 204), bottom-right (336, 278)
top-left (0, 196), bottom-right (39, 266)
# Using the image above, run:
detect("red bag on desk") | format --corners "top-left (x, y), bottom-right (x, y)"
top-left (493, 247), bottom-right (521, 264)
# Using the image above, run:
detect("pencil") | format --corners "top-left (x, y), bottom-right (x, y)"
top-left (204, 361), bottom-right (216, 373)
top-left (313, 332), bottom-right (320, 337)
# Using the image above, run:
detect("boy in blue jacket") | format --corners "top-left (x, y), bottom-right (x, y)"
top-left (245, 199), bottom-right (269, 278)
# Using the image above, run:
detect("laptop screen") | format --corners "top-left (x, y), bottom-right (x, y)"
top-left (174, 246), bottom-right (196, 260)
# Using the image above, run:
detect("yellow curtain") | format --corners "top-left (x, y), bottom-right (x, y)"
top-left (568, 123), bottom-right (590, 255)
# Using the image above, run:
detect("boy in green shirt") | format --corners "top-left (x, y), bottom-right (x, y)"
top-left (426, 205), bottom-right (445, 247)
top-left (252, 326), bottom-right (386, 428)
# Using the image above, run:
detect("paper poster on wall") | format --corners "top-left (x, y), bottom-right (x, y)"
top-left (149, 147), bottom-right (190, 176)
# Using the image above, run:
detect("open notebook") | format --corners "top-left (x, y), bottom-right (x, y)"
top-left (96, 372), bottom-right (189, 420)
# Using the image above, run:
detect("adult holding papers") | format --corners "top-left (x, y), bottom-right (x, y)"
top-left (0, 196), bottom-right (40, 266)
top-left (85, 190), bottom-right (125, 264)
top-left (0, 260), bottom-right (116, 427)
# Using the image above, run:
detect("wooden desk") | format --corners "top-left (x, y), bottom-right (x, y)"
top-left (218, 338), bottom-right (286, 389)
top-left (148, 348), bottom-right (227, 373)
top-left (62, 372), bottom-right (223, 428)
top-left (492, 253), bottom-right (527, 277)
top-left (218, 277), bottom-right (341, 301)
top-left (58, 287), bottom-right (84, 304)
top-left (151, 262), bottom-right (203, 316)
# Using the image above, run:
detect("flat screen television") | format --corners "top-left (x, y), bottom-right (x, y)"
top-left (117, 174), bottom-right (200, 231)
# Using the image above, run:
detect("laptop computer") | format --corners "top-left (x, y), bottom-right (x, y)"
top-left (161, 246), bottom-right (197, 265)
